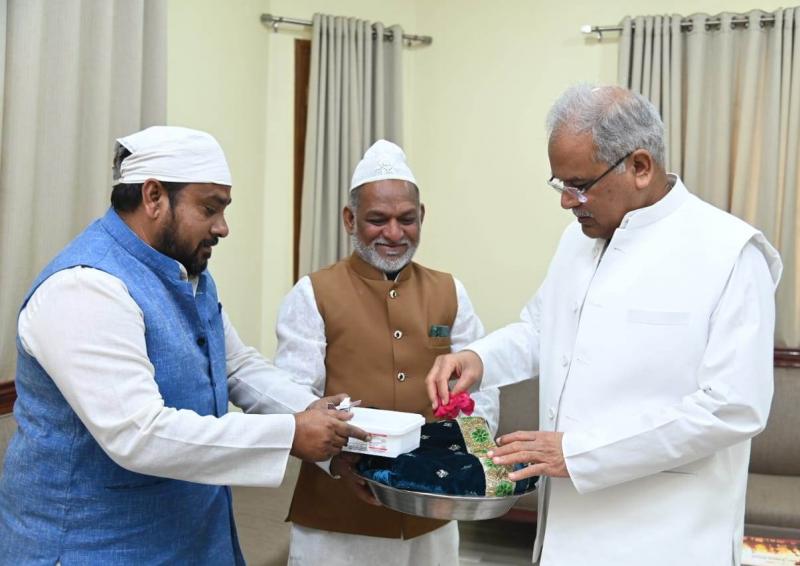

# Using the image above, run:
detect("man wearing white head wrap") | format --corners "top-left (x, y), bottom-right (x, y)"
top-left (113, 125), bottom-right (234, 186)
top-left (260, 139), bottom-right (499, 566)
top-left (0, 126), bottom-right (368, 565)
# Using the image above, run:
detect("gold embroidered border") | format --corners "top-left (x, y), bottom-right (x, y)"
top-left (456, 416), bottom-right (516, 497)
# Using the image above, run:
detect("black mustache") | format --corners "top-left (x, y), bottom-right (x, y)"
top-left (200, 238), bottom-right (219, 248)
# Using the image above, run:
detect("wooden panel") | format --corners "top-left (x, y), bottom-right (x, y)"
top-left (0, 349), bottom-right (795, 417)
top-left (0, 381), bottom-right (16, 415)
top-left (775, 348), bottom-right (800, 368)
top-left (501, 507), bottom-right (537, 524)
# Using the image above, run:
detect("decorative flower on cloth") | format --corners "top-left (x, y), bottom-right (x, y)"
top-left (433, 392), bottom-right (475, 419)
top-left (357, 416), bottom-right (537, 497)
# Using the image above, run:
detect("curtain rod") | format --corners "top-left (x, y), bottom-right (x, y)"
top-left (581, 13), bottom-right (777, 40)
top-left (260, 14), bottom-right (433, 46)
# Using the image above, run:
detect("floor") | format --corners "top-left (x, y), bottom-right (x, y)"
top-left (457, 520), bottom-right (535, 565)
top-left (232, 457), bottom-right (535, 566)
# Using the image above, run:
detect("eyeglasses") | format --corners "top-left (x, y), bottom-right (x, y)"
top-left (547, 151), bottom-right (633, 203)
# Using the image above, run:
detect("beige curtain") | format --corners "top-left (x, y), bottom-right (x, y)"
top-left (618, 9), bottom-right (800, 348)
top-left (298, 13), bottom-right (404, 277)
top-left (0, 0), bottom-right (167, 383)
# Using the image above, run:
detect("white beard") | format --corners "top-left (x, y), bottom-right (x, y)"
top-left (351, 234), bottom-right (418, 273)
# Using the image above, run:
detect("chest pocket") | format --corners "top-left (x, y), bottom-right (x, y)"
top-left (428, 336), bottom-right (452, 350)
top-left (627, 309), bottom-right (690, 325)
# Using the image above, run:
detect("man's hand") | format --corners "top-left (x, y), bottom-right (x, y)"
top-left (291, 409), bottom-right (369, 462)
top-left (425, 350), bottom-right (484, 409)
top-left (488, 431), bottom-right (569, 480)
top-left (306, 393), bottom-right (350, 412)
top-left (331, 452), bottom-right (381, 506)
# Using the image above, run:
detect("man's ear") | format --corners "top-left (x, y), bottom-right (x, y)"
top-left (419, 203), bottom-right (426, 224)
top-left (342, 206), bottom-right (356, 235)
top-left (631, 150), bottom-right (655, 190)
top-left (141, 179), bottom-right (167, 219)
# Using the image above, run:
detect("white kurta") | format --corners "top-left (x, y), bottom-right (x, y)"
top-left (18, 264), bottom-right (319, 487)
top-left (471, 176), bottom-right (782, 566)
top-left (274, 274), bottom-right (500, 566)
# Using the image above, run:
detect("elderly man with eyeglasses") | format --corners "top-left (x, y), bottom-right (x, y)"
top-left (426, 85), bottom-right (783, 566)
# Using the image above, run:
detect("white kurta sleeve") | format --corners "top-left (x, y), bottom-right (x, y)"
top-left (451, 278), bottom-right (500, 435)
top-left (273, 276), bottom-right (327, 398)
top-left (468, 285), bottom-right (543, 391)
top-left (226, 308), bottom-right (320, 414)
top-left (272, 276), bottom-right (335, 475)
top-left (562, 241), bottom-right (777, 493)
top-left (18, 267), bottom-right (296, 487)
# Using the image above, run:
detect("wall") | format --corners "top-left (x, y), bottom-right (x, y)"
top-left (255, 0), bottom-right (420, 352)
top-left (407, 0), bottom-right (779, 333)
top-left (168, 0), bottom-right (779, 353)
top-left (168, 0), bottom-right (420, 353)
top-left (168, 0), bottom-right (273, 347)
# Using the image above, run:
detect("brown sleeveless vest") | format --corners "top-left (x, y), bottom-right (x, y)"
top-left (287, 253), bottom-right (457, 539)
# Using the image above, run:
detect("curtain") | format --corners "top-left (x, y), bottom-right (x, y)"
top-left (618, 9), bottom-right (800, 348)
top-left (298, 13), bottom-right (404, 277)
top-left (0, 0), bottom-right (167, 383)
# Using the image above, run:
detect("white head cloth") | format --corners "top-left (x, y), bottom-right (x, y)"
top-left (113, 126), bottom-right (232, 186)
top-left (350, 139), bottom-right (417, 191)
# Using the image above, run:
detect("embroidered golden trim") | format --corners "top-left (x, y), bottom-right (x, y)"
top-left (456, 416), bottom-right (516, 497)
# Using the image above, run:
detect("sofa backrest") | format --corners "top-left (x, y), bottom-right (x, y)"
top-left (750, 366), bottom-right (800, 475)
top-left (498, 379), bottom-right (539, 436)
top-left (0, 414), bottom-right (17, 468)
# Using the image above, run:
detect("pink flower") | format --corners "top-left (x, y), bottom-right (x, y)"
top-left (434, 392), bottom-right (475, 419)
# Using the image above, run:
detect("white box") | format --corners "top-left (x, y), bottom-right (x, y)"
top-left (343, 407), bottom-right (424, 458)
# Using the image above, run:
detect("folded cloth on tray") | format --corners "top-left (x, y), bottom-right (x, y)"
top-left (358, 416), bottom-right (537, 497)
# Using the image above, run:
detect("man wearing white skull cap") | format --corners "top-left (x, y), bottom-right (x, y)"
top-left (262, 139), bottom-right (499, 565)
top-left (0, 125), bottom-right (368, 565)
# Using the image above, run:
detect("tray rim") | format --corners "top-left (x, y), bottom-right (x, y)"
top-left (355, 471), bottom-right (538, 502)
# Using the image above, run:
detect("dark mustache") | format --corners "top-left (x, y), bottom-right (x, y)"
top-left (200, 237), bottom-right (219, 248)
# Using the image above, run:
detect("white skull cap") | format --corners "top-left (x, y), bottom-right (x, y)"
top-left (113, 126), bottom-right (232, 186)
top-left (350, 139), bottom-right (417, 191)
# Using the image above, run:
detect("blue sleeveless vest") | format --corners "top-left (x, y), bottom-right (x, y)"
top-left (0, 208), bottom-right (243, 565)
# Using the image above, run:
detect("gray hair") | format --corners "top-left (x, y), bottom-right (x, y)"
top-left (348, 186), bottom-right (363, 213)
top-left (546, 84), bottom-right (665, 169)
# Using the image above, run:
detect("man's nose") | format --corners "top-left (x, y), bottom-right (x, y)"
top-left (212, 216), bottom-right (229, 238)
top-left (382, 219), bottom-right (403, 241)
top-left (561, 190), bottom-right (581, 210)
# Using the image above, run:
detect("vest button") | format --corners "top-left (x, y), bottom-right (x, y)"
top-left (389, 289), bottom-right (398, 299)
top-left (397, 372), bottom-right (406, 382)
top-left (197, 336), bottom-right (207, 347)
top-left (393, 330), bottom-right (403, 339)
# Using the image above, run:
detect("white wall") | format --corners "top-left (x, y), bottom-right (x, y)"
top-left (168, 0), bottom-right (273, 347)
top-left (407, 0), bottom-right (779, 333)
top-left (168, 0), bottom-right (778, 353)
top-left (168, 0), bottom-right (420, 353)
top-left (254, 0), bottom-right (420, 353)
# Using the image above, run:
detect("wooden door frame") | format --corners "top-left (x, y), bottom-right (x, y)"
top-left (293, 39), bottom-right (311, 283)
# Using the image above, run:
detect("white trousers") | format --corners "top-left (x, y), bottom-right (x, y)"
top-left (287, 521), bottom-right (460, 566)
